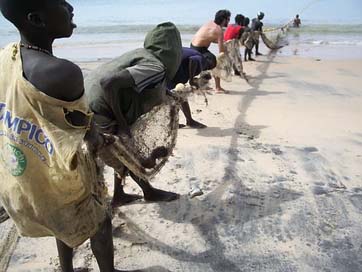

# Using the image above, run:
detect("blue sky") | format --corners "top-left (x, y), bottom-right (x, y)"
top-left (193, 0), bottom-right (362, 24)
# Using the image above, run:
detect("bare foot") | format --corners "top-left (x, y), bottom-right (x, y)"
top-left (143, 188), bottom-right (180, 202)
top-left (111, 193), bottom-right (143, 207)
top-left (186, 119), bottom-right (207, 129)
top-left (215, 88), bottom-right (228, 94)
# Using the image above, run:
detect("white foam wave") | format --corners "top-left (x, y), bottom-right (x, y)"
top-left (308, 40), bottom-right (362, 46)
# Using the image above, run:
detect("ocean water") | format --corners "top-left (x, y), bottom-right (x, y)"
top-left (1, 0), bottom-right (362, 61)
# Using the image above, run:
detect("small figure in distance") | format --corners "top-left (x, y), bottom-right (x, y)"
top-left (293, 14), bottom-right (301, 28)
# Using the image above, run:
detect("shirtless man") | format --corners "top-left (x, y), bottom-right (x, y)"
top-left (191, 9), bottom-right (231, 93)
top-left (293, 14), bottom-right (301, 28)
top-left (0, 1), bottom-right (132, 271)
top-left (251, 12), bottom-right (265, 56)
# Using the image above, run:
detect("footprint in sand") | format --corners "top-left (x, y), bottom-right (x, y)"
top-left (349, 194), bottom-right (362, 213)
top-left (303, 146), bottom-right (319, 153)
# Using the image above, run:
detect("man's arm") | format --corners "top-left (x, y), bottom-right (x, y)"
top-left (100, 62), bottom-right (165, 136)
top-left (237, 27), bottom-right (245, 40)
top-left (188, 55), bottom-right (203, 86)
top-left (101, 62), bottom-right (165, 94)
top-left (100, 69), bottom-right (135, 137)
top-left (217, 27), bottom-right (225, 53)
top-left (100, 69), bottom-right (135, 94)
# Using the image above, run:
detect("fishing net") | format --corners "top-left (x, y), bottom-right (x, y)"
top-left (97, 84), bottom-right (199, 181)
top-left (211, 51), bottom-right (233, 82)
top-left (0, 204), bottom-right (9, 223)
top-left (262, 26), bottom-right (289, 50)
top-left (212, 40), bottom-right (248, 82)
top-left (98, 97), bottom-right (178, 181)
top-left (225, 39), bottom-right (244, 75)
top-left (241, 31), bottom-right (254, 50)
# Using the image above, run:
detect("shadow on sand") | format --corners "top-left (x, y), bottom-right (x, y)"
top-left (113, 50), bottom-right (304, 271)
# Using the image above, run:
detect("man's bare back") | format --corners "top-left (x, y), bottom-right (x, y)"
top-left (191, 21), bottom-right (223, 49)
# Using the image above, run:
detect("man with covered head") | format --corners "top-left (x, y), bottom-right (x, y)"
top-left (85, 22), bottom-right (182, 207)
top-left (0, 0), bottom-right (127, 271)
top-left (251, 11), bottom-right (265, 56)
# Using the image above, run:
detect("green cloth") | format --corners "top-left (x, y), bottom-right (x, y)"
top-left (85, 22), bottom-right (182, 131)
top-left (144, 22), bottom-right (182, 81)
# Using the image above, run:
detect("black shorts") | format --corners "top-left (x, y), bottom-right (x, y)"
top-left (190, 44), bottom-right (217, 70)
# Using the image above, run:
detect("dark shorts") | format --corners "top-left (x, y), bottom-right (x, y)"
top-left (190, 44), bottom-right (217, 70)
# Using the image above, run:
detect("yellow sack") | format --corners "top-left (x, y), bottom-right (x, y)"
top-left (0, 43), bottom-right (106, 248)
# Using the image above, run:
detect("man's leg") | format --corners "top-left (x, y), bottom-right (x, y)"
top-left (129, 172), bottom-right (179, 202)
top-left (181, 101), bottom-right (206, 129)
top-left (214, 76), bottom-right (226, 93)
top-left (56, 239), bottom-right (74, 272)
top-left (248, 49), bottom-right (255, 61)
top-left (90, 216), bottom-right (116, 272)
top-left (91, 216), bottom-right (141, 272)
top-left (112, 172), bottom-right (142, 207)
top-left (255, 42), bottom-right (262, 56)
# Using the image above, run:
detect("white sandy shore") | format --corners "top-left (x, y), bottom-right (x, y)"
top-left (2, 52), bottom-right (362, 272)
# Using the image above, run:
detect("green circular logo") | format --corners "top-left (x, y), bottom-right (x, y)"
top-left (1, 144), bottom-right (27, 176)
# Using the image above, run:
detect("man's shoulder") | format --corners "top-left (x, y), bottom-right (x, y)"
top-left (204, 21), bottom-right (221, 30)
top-left (46, 58), bottom-right (82, 86)
top-left (212, 23), bottom-right (223, 35)
top-left (51, 57), bottom-right (81, 75)
top-left (36, 57), bottom-right (84, 101)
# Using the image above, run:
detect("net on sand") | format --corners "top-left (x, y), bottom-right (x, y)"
top-left (97, 84), bottom-right (200, 181)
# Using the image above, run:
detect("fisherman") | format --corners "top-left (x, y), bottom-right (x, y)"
top-left (241, 17), bottom-right (255, 61)
top-left (85, 22), bottom-right (181, 207)
top-left (191, 10), bottom-right (231, 93)
top-left (224, 14), bottom-right (246, 76)
top-left (168, 47), bottom-right (210, 129)
top-left (251, 11), bottom-right (265, 56)
top-left (0, 1), bottom-right (127, 271)
top-left (224, 14), bottom-right (245, 41)
top-left (293, 14), bottom-right (301, 28)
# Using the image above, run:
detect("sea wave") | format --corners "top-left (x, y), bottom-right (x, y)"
top-left (286, 24), bottom-right (362, 35)
top-left (308, 40), bottom-right (362, 46)
top-left (74, 24), bottom-right (200, 34)
top-left (1, 23), bottom-right (361, 36)
top-left (75, 23), bottom-right (362, 36)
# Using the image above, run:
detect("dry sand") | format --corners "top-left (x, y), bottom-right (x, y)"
top-left (2, 51), bottom-right (362, 271)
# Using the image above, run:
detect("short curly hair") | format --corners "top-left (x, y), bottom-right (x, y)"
top-left (214, 9), bottom-right (231, 25)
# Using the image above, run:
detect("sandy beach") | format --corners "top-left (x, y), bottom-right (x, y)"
top-left (1, 50), bottom-right (362, 271)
